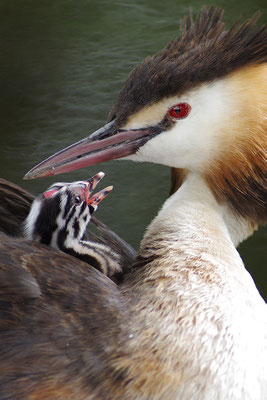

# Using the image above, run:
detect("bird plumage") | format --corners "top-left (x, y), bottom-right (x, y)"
top-left (23, 174), bottom-right (125, 279)
top-left (0, 176), bottom-right (136, 277)
top-left (0, 6), bottom-right (266, 400)
top-left (0, 231), bottom-right (128, 400)
top-left (0, 178), bottom-right (34, 237)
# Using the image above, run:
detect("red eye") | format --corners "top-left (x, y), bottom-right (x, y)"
top-left (168, 103), bottom-right (191, 120)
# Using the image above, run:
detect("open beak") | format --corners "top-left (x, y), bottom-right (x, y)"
top-left (82, 172), bottom-right (113, 212)
top-left (24, 120), bottom-right (158, 180)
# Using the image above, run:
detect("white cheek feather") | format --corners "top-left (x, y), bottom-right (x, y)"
top-left (23, 198), bottom-right (42, 240)
top-left (127, 79), bottom-right (237, 170)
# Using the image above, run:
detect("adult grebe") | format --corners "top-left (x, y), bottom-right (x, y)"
top-left (1, 7), bottom-right (266, 400)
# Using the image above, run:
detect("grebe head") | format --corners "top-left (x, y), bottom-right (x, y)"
top-left (24, 172), bottom-right (112, 245)
top-left (24, 7), bottom-right (266, 223)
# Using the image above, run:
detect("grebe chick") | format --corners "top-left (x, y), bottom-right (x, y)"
top-left (23, 172), bottom-right (124, 279)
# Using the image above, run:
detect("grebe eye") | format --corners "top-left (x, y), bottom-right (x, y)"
top-left (168, 103), bottom-right (191, 120)
top-left (75, 196), bottom-right (81, 204)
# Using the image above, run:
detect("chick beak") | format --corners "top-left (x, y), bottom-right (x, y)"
top-left (86, 171), bottom-right (105, 193)
top-left (87, 186), bottom-right (113, 213)
top-left (81, 172), bottom-right (113, 211)
top-left (24, 120), bottom-right (158, 180)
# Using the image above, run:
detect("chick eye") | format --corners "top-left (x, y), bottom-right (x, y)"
top-left (75, 196), bottom-right (81, 204)
top-left (168, 103), bottom-right (191, 120)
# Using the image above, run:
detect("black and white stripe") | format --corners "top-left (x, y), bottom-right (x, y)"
top-left (23, 180), bottom-right (122, 278)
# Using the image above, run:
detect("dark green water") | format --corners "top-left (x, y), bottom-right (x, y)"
top-left (0, 0), bottom-right (266, 300)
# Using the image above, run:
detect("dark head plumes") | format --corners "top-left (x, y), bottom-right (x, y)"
top-left (110, 6), bottom-right (266, 126)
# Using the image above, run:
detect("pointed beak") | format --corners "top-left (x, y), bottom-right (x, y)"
top-left (24, 120), bottom-right (158, 180)
top-left (86, 171), bottom-right (105, 193)
top-left (87, 186), bottom-right (113, 212)
top-left (82, 172), bottom-right (113, 211)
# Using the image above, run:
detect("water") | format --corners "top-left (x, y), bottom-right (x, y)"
top-left (0, 0), bottom-right (266, 300)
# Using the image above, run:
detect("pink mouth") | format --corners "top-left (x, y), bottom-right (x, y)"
top-left (84, 172), bottom-right (113, 208)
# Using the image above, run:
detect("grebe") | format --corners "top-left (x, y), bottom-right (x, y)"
top-left (1, 7), bottom-right (266, 400)
top-left (23, 172), bottom-right (127, 280)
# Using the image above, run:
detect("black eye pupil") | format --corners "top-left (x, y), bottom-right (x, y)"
top-left (175, 107), bottom-right (181, 113)
top-left (75, 196), bottom-right (81, 204)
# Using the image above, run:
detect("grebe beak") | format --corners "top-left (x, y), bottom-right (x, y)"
top-left (24, 120), bottom-right (158, 180)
